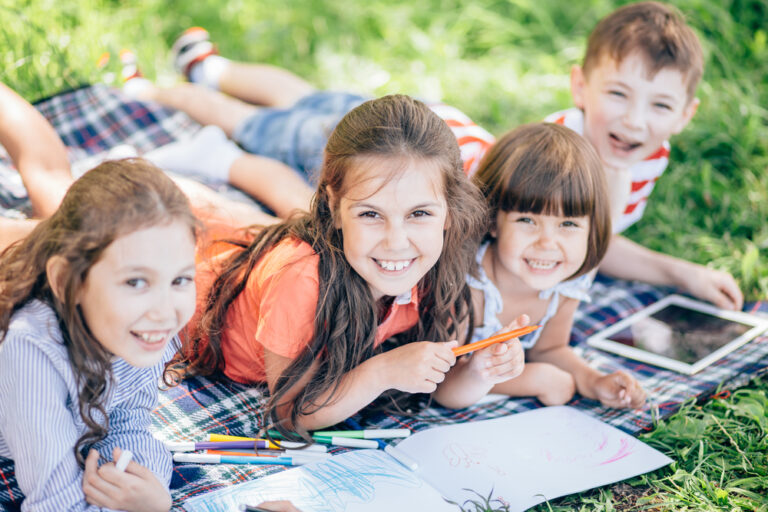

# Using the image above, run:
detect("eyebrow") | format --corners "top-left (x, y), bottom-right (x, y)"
top-left (118, 263), bottom-right (196, 274)
top-left (348, 201), bottom-right (444, 210)
top-left (606, 80), bottom-right (682, 102)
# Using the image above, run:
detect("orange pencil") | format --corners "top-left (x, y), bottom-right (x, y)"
top-left (453, 325), bottom-right (541, 357)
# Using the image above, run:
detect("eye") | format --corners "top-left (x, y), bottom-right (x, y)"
top-left (125, 278), bottom-right (148, 289)
top-left (608, 90), bottom-right (626, 98)
top-left (410, 209), bottom-right (432, 218)
top-left (561, 220), bottom-right (580, 228)
top-left (654, 102), bottom-right (672, 111)
top-left (358, 210), bottom-right (380, 219)
top-left (514, 216), bottom-right (534, 224)
top-left (173, 275), bottom-right (194, 287)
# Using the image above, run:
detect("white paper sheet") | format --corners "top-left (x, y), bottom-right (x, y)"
top-left (396, 406), bottom-right (672, 510)
top-left (182, 449), bottom-right (455, 512)
top-left (182, 406), bottom-right (671, 512)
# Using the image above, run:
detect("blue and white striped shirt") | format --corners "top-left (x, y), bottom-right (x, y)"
top-left (0, 300), bottom-right (175, 511)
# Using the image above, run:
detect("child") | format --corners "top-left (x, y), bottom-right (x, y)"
top-left (471, 123), bottom-right (646, 408)
top-left (0, 159), bottom-right (197, 511)
top-left (168, 94), bottom-right (525, 434)
top-left (547, 1), bottom-right (743, 311)
top-left (124, 28), bottom-right (495, 180)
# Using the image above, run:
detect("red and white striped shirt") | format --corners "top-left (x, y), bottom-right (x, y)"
top-left (546, 108), bottom-right (670, 233)
top-left (429, 103), bottom-right (496, 178)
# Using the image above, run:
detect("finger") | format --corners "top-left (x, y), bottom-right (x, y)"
top-left (257, 502), bottom-right (302, 512)
top-left (718, 276), bottom-right (744, 311)
top-left (84, 448), bottom-right (100, 475)
top-left (82, 479), bottom-right (117, 508)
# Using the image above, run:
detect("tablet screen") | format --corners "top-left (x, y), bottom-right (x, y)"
top-left (608, 304), bottom-right (752, 365)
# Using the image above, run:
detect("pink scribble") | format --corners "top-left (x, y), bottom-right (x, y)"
top-left (599, 438), bottom-right (635, 465)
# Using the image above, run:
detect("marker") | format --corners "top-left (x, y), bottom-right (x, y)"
top-left (312, 428), bottom-right (411, 439)
top-left (312, 436), bottom-right (379, 449)
top-left (207, 449), bottom-right (330, 460)
top-left (206, 434), bottom-right (327, 452)
top-left (167, 441), bottom-right (274, 452)
top-left (173, 453), bottom-right (315, 466)
top-left (115, 450), bottom-right (133, 472)
top-left (268, 430), bottom-right (379, 449)
top-left (453, 325), bottom-right (541, 357)
top-left (384, 444), bottom-right (418, 472)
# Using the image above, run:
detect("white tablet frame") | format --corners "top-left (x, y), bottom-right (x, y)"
top-left (586, 295), bottom-right (768, 375)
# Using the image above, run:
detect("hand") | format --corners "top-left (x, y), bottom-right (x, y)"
top-left (256, 501), bottom-right (303, 512)
top-left (375, 341), bottom-right (457, 394)
top-left (83, 447), bottom-right (171, 512)
top-left (677, 263), bottom-right (743, 311)
top-left (464, 316), bottom-right (527, 384)
top-left (589, 371), bottom-right (645, 409)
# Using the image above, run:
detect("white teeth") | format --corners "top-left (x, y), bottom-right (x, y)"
top-left (376, 259), bottom-right (412, 271)
top-left (134, 332), bottom-right (167, 344)
top-left (526, 259), bottom-right (557, 270)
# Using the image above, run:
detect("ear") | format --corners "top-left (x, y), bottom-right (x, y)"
top-left (570, 65), bottom-right (587, 110)
top-left (489, 211), bottom-right (501, 239)
top-left (672, 97), bottom-right (699, 135)
top-left (325, 185), bottom-right (341, 229)
top-left (46, 255), bottom-right (70, 304)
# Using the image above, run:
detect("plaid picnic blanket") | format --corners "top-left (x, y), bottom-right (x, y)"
top-left (0, 83), bottom-right (201, 218)
top-left (0, 86), bottom-right (766, 510)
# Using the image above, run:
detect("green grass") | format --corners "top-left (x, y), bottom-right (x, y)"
top-left (3, 0), bottom-right (767, 509)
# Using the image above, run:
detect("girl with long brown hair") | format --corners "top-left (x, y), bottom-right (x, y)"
top-left (169, 94), bottom-right (525, 435)
top-left (0, 159), bottom-right (197, 511)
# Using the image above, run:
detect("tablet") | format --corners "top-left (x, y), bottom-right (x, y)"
top-left (586, 295), bottom-right (768, 375)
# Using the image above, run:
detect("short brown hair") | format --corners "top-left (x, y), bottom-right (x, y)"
top-left (473, 123), bottom-right (611, 279)
top-left (583, 1), bottom-right (704, 100)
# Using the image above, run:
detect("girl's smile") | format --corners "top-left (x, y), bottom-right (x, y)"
top-left (77, 220), bottom-right (197, 367)
top-left (488, 210), bottom-right (589, 292)
top-left (335, 156), bottom-right (448, 302)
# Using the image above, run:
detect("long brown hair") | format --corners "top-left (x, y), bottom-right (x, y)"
top-left (171, 94), bottom-right (487, 435)
top-left (473, 122), bottom-right (611, 279)
top-left (0, 159), bottom-right (197, 466)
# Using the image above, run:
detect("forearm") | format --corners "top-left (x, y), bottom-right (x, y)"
top-left (599, 235), bottom-right (688, 287)
top-left (292, 357), bottom-right (388, 431)
top-left (432, 358), bottom-right (494, 409)
top-left (528, 346), bottom-right (601, 400)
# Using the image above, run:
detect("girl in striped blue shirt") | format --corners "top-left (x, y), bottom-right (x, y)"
top-left (0, 159), bottom-right (197, 511)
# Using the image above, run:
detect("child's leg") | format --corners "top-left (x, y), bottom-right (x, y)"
top-left (218, 61), bottom-right (315, 108)
top-left (141, 82), bottom-right (257, 138)
top-left (491, 362), bottom-right (575, 406)
top-left (145, 125), bottom-right (313, 218)
top-left (228, 153), bottom-right (313, 218)
top-left (173, 27), bottom-right (314, 107)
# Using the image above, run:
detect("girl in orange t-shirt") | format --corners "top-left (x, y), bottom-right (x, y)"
top-left (167, 95), bottom-right (526, 434)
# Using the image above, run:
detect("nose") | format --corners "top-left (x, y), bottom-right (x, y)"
top-left (384, 219), bottom-right (410, 251)
top-left (622, 100), bottom-right (645, 131)
top-left (535, 225), bottom-right (558, 250)
top-left (147, 287), bottom-right (177, 323)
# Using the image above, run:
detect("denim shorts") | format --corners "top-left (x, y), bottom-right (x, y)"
top-left (232, 91), bottom-right (368, 182)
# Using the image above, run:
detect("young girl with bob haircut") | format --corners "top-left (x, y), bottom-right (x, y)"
top-left (170, 94), bottom-right (526, 434)
top-left (471, 123), bottom-right (646, 408)
top-left (0, 159), bottom-right (198, 511)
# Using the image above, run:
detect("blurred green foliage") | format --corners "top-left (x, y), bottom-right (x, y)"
top-left (1, 0), bottom-right (765, 300)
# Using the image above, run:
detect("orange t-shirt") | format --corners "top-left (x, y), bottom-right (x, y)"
top-left (193, 236), bottom-right (421, 385)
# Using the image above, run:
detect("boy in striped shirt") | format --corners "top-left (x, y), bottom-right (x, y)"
top-left (547, 1), bottom-right (742, 310)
